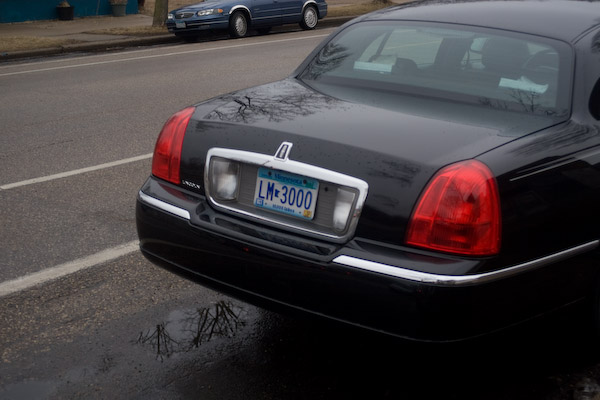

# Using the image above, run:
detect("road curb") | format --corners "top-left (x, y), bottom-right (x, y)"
top-left (0, 16), bottom-right (354, 61)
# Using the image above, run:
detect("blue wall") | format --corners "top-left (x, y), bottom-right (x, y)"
top-left (0, 0), bottom-right (138, 23)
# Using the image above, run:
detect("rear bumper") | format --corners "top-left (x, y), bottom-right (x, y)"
top-left (136, 177), bottom-right (598, 341)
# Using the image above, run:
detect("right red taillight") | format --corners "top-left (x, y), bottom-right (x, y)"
top-left (152, 107), bottom-right (195, 184)
top-left (406, 160), bottom-right (501, 256)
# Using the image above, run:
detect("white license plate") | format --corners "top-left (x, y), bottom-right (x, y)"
top-left (175, 21), bottom-right (186, 28)
top-left (254, 167), bottom-right (319, 220)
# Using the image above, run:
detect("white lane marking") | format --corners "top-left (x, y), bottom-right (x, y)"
top-left (0, 241), bottom-right (139, 298)
top-left (0, 153), bottom-right (152, 190)
top-left (0, 33), bottom-right (329, 77)
top-left (0, 46), bottom-right (160, 70)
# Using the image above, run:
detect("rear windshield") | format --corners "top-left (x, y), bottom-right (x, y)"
top-left (299, 22), bottom-right (572, 117)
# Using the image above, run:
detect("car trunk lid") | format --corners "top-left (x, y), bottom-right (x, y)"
top-left (180, 79), bottom-right (565, 245)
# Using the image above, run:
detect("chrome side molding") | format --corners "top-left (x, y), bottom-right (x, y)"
top-left (138, 191), bottom-right (191, 220)
top-left (333, 241), bottom-right (599, 286)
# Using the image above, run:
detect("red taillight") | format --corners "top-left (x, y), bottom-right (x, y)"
top-left (406, 160), bottom-right (501, 256)
top-left (152, 107), bottom-right (195, 184)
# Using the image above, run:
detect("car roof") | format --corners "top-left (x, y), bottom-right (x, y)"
top-left (363, 0), bottom-right (600, 42)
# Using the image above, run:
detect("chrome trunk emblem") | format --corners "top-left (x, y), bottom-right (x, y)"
top-left (274, 142), bottom-right (293, 161)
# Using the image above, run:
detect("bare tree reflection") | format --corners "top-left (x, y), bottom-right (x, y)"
top-left (477, 90), bottom-right (563, 116)
top-left (511, 121), bottom-right (600, 156)
top-left (478, 96), bottom-right (510, 111)
top-left (206, 81), bottom-right (341, 124)
top-left (368, 159), bottom-right (420, 187)
top-left (136, 301), bottom-right (245, 361)
top-left (592, 31), bottom-right (600, 53)
top-left (510, 89), bottom-right (541, 113)
top-left (185, 300), bottom-right (244, 349)
top-left (302, 43), bottom-right (351, 80)
top-left (136, 323), bottom-right (178, 361)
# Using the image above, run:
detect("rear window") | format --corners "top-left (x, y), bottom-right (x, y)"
top-left (299, 22), bottom-right (572, 117)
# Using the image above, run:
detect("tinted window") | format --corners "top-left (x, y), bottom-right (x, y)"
top-left (299, 22), bottom-right (572, 117)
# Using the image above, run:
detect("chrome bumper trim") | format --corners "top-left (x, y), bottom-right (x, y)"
top-left (138, 191), bottom-right (191, 220)
top-left (333, 241), bottom-right (599, 286)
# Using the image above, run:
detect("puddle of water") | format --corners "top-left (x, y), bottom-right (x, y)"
top-left (135, 300), bottom-right (249, 360)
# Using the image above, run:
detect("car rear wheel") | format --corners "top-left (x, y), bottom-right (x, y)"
top-left (229, 11), bottom-right (248, 38)
top-left (300, 5), bottom-right (318, 30)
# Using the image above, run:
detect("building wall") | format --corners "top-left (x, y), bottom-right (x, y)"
top-left (0, 0), bottom-right (138, 23)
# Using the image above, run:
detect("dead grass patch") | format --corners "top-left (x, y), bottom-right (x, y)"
top-left (86, 26), bottom-right (168, 35)
top-left (328, 2), bottom-right (394, 17)
top-left (0, 37), bottom-right (83, 53)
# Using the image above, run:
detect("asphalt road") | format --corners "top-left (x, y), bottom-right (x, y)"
top-left (1, 28), bottom-right (600, 400)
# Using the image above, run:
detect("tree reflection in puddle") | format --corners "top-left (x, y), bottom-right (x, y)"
top-left (136, 300), bottom-right (245, 361)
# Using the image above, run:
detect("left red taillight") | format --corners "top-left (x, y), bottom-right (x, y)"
top-left (152, 107), bottom-right (195, 184)
top-left (405, 159), bottom-right (501, 256)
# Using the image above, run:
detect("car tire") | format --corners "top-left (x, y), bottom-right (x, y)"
top-left (299, 5), bottom-right (318, 30)
top-left (229, 11), bottom-right (248, 38)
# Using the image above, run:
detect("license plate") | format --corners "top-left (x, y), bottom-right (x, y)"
top-left (175, 21), bottom-right (186, 28)
top-left (254, 167), bottom-right (319, 220)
